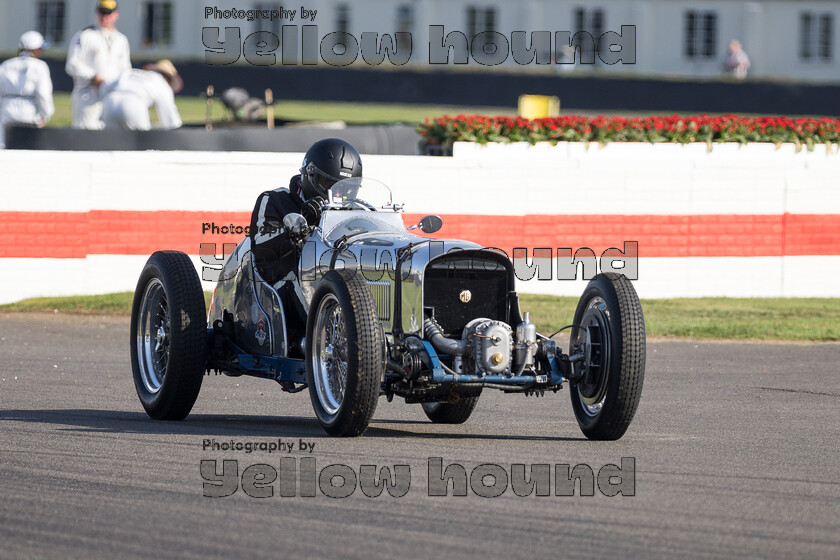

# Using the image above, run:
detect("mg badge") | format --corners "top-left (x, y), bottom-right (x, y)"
top-left (459, 290), bottom-right (472, 303)
top-left (255, 319), bottom-right (267, 345)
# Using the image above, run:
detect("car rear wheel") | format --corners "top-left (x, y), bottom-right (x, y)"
top-left (421, 391), bottom-right (481, 424)
top-left (569, 273), bottom-right (645, 440)
top-left (131, 251), bottom-right (207, 420)
top-left (306, 270), bottom-right (383, 436)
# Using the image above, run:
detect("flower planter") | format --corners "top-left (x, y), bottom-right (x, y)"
top-left (418, 115), bottom-right (840, 152)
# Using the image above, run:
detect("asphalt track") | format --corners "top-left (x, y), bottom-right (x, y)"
top-left (0, 313), bottom-right (838, 560)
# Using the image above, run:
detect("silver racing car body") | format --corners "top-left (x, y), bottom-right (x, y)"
top-left (131, 178), bottom-right (646, 438)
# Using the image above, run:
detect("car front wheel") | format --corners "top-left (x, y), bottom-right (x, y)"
top-left (306, 270), bottom-right (383, 436)
top-left (569, 273), bottom-right (645, 440)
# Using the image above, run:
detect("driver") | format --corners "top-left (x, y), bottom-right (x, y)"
top-left (249, 138), bottom-right (363, 345)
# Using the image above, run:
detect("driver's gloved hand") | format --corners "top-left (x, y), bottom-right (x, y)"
top-left (301, 196), bottom-right (326, 226)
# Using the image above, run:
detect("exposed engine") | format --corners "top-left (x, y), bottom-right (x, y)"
top-left (462, 318), bottom-right (512, 375)
top-left (423, 313), bottom-right (537, 376)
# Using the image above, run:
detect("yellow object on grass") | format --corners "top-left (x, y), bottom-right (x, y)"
top-left (518, 94), bottom-right (560, 118)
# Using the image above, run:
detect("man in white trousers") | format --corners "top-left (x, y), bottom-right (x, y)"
top-left (101, 59), bottom-right (183, 130)
top-left (65, 0), bottom-right (130, 129)
top-left (0, 31), bottom-right (54, 149)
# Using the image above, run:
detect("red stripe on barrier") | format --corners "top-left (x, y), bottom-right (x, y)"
top-left (0, 211), bottom-right (838, 258)
top-left (0, 212), bottom-right (90, 258)
top-left (405, 213), bottom-right (840, 258)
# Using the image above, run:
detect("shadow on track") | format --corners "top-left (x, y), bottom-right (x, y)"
top-left (0, 408), bottom-right (585, 441)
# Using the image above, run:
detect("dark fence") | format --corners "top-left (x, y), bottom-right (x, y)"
top-left (5, 123), bottom-right (421, 153)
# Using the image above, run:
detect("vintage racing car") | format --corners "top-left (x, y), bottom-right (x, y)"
top-left (130, 178), bottom-right (645, 438)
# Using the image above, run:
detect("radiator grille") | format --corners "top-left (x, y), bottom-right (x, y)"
top-left (366, 280), bottom-right (391, 321)
top-left (424, 256), bottom-right (509, 336)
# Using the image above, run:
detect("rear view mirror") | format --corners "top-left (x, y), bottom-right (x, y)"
top-left (418, 215), bottom-right (443, 234)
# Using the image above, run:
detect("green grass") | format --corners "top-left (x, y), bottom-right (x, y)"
top-left (2, 292), bottom-right (839, 341)
top-left (519, 294), bottom-right (840, 342)
top-left (45, 93), bottom-right (516, 128)
top-left (0, 292), bottom-right (140, 315)
top-left (0, 291), bottom-right (214, 315)
top-left (633, 297), bottom-right (840, 341)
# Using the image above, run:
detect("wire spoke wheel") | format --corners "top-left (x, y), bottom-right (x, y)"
top-left (130, 251), bottom-right (207, 420)
top-left (312, 294), bottom-right (348, 415)
top-left (306, 270), bottom-right (383, 437)
top-left (136, 278), bottom-right (170, 394)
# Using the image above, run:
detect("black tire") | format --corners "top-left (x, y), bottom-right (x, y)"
top-left (306, 269), bottom-right (383, 436)
top-left (130, 251), bottom-right (207, 420)
top-left (569, 273), bottom-right (645, 440)
top-left (421, 392), bottom-right (481, 424)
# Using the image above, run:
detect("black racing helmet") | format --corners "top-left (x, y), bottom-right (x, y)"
top-left (299, 138), bottom-right (363, 200)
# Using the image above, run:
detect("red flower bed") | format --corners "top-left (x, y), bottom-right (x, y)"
top-left (417, 114), bottom-right (840, 151)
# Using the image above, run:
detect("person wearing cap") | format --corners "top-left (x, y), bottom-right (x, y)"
top-left (101, 60), bottom-right (183, 130)
top-left (65, 0), bottom-right (130, 129)
top-left (0, 31), bottom-right (54, 149)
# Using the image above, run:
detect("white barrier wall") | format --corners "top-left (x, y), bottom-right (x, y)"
top-left (1, 142), bottom-right (839, 304)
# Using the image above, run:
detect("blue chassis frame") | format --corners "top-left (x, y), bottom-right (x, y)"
top-left (221, 333), bottom-right (567, 390)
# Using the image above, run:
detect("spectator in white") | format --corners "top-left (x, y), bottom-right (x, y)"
top-left (65, 0), bottom-right (130, 129)
top-left (101, 60), bottom-right (183, 130)
top-left (723, 39), bottom-right (750, 80)
top-left (0, 31), bottom-right (54, 149)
